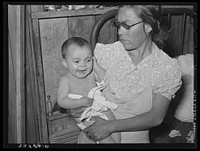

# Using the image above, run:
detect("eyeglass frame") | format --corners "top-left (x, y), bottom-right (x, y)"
top-left (113, 19), bottom-right (143, 30)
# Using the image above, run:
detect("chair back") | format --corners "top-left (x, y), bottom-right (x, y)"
top-left (90, 7), bottom-right (194, 57)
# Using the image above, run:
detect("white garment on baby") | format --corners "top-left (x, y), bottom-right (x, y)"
top-left (68, 81), bottom-right (118, 130)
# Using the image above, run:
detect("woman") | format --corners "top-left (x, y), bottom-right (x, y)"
top-left (76, 5), bottom-right (182, 143)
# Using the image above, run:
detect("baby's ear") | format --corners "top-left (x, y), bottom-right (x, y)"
top-left (62, 60), bottom-right (68, 68)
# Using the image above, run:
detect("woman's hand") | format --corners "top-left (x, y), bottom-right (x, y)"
top-left (83, 116), bottom-right (114, 142)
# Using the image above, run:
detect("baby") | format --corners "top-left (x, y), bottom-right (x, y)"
top-left (57, 37), bottom-right (120, 143)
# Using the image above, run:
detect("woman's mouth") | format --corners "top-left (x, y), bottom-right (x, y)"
top-left (120, 38), bottom-right (126, 42)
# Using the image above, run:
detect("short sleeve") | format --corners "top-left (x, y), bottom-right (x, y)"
top-left (94, 41), bottom-right (123, 71)
top-left (152, 53), bottom-right (182, 100)
top-left (94, 43), bottom-right (112, 70)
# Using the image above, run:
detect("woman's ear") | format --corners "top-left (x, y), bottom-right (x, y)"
top-left (144, 24), bottom-right (152, 33)
top-left (62, 60), bottom-right (68, 68)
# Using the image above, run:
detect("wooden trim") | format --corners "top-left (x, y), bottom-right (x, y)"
top-left (30, 10), bottom-right (49, 143)
top-left (161, 5), bottom-right (194, 9)
top-left (8, 5), bottom-right (26, 143)
top-left (19, 5), bottom-right (26, 143)
top-left (31, 7), bottom-right (117, 19)
top-left (31, 5), bottom-right (194, 19)
top-left (16, 6), bottom-right (22, 143)
top-left (30, 5), bottom-right (44, 13)
top-left (26, 5), bottom-right (40, 143)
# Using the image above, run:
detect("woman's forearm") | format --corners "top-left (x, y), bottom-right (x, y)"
top-left (99, 136), bottom-right (116, 143)
top-left (111, 94), bottom-right (170, 133)
top-left (111, 111), bottom-right (162, 133)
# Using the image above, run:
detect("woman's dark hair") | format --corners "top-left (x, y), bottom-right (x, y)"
top-left (128, 5), bottom-right (171, 49)
top-left (61, 37), bottom-right (92, 59)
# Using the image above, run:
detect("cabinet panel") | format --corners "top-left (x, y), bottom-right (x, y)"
top-left (39, 18), bottom-right (69, 106)
top-left (68, 15), bottom-right (97, 42)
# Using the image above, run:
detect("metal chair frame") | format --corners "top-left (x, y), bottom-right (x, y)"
top-left (90, 7), bottom-right (194, 55)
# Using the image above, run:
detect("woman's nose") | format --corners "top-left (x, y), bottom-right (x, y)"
top-left (118, 26), bottom-right (125, 36)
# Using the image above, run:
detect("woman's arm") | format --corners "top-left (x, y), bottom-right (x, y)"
top-left (112, 94), bottom-right (170, 132)
top-left (99, 109), bottom-right (121, 143)
top-left (93, 57), bottom-right (106, 82)
top-left (83, 94), bottom-right (170, 141)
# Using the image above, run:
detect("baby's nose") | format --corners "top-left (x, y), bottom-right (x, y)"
top-left (80, 62), bottom-right (86, 67)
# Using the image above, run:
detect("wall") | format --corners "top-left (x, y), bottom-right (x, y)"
top-left (8, 5), bottom-right (25, 143)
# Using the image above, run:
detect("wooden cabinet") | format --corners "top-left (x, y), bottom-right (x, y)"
top-left (28, 5), bottom-right (117, 143)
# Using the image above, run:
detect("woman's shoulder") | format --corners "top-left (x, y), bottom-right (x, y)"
top-left (152, 44), bottom-right (182, 81)
top-left (95, 41), bottom-right (123, 48)
top-left (153, 44), bottom-right (178, 68)
top-left (94, 41), bottom-right (125, 69)
top-left (94, 41), bottom-right (124, 56)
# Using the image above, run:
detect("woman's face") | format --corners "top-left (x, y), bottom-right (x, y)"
top-left (117, 6), bottom-right (149, 50)
top-left (65, 44), bottom-right (93, 79)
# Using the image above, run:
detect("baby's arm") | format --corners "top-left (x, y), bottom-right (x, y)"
top-left (93, 57), bottom-right (106, 82)
top-left (98, 109), bottom-right (121, 143)
top-left (57, 76), bottom-right (93, 109)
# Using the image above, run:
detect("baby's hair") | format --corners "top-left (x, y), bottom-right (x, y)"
top-left (61, 37), bottom-right (92, 59)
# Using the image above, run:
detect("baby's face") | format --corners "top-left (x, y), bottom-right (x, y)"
top-left (65, 44), bottom-right (93, 79)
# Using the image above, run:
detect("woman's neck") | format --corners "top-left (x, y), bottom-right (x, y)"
top-left (128, 39), bottom-right (153, 66)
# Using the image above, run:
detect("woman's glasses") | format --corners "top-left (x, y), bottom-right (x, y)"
top-left (113, 20), bottom-right (143, 30)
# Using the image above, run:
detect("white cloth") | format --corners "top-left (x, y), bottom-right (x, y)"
top-left (68, 81), bottom-right (118, 130)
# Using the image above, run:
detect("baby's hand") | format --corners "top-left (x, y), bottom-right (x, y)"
top-left (80, 96), bottom-right (94, 107)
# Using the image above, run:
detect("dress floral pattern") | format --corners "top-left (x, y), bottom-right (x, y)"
top-left (94, 41), bottom-right (182, 143)
top-left (94, 41), bottom-right (182, 103)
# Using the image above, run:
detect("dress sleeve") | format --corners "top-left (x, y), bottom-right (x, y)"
top-left (153, 54), bottom-right (182, 100)
top-left (94, 43), bottom-right (111, 70)
top-left (94, 42), bottom-right (122, 71)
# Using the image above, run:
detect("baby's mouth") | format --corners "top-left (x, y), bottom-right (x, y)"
top-left (78, 69), bottom-right (87, 74)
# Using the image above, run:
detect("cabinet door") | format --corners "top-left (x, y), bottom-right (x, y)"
top-left (39, 18), bottom-right (69, 107)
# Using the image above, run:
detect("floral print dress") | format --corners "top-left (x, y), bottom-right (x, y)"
top-left (94, 41), bottom-right (182, 143)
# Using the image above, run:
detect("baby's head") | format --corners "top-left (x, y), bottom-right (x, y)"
top-left (61, 37), bottom-right (93, 79)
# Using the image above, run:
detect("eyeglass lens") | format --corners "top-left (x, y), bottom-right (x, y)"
top-left (114, 20), bottom-right (142, 30)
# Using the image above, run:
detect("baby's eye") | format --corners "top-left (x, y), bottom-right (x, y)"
top-left (86, 59), bottom-right (92, 62)
top-left (73, 60), bottom-right (79, 63)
